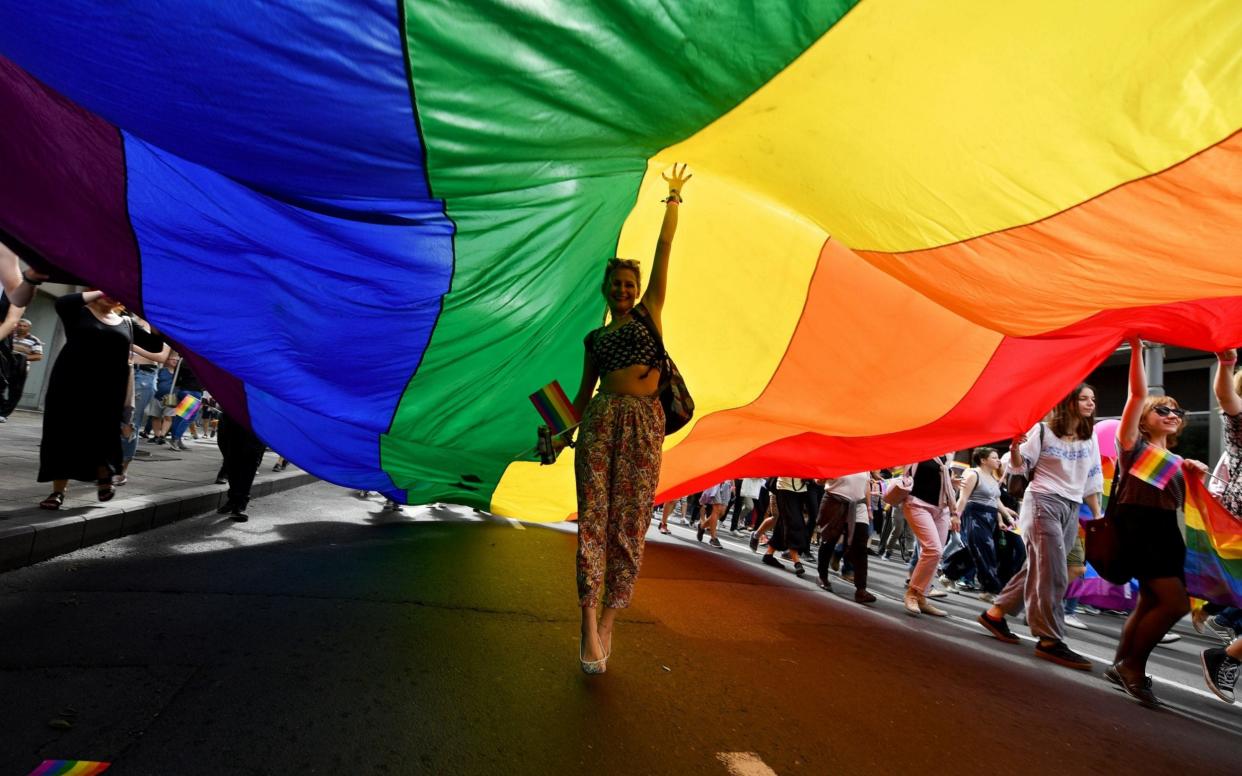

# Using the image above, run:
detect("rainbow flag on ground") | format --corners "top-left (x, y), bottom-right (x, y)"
top-left (28, 761), bottom-right (110, 776)
top-left (528, 381), bottom-right (580, 436)
top-left (1183, 465), bottom-right (1242, 608)
top-left (173, 394), bottom-right (201, 419)
top-left (1129, 443), bottom-right (1181, 490)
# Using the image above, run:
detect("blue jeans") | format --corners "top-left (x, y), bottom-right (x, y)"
top-left (133, 368), bottom-right (158, 429)
top-left (170, 389), bottom-right (203, 440)
top-left (1216, 607), bottom-right (1242, 631)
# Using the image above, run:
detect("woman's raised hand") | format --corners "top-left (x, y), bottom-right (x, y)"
top-left (661, 163), bottom-right (693, 197)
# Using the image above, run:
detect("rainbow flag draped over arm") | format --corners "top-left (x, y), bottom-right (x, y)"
top-left (1183, 465), bottom-right (1242, 608)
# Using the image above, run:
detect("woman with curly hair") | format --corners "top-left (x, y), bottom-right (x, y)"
top-left (1106, 339), bottom-right (1209, 705)
top-left (563, 164), bottom-right (691, 674)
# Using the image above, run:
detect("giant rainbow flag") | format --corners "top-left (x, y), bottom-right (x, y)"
top-left (3, 2), bottom-right (1242, 519)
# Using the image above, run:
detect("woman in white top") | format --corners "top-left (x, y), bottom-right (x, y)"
top-left (978, 385), bottom-right (1103, 671)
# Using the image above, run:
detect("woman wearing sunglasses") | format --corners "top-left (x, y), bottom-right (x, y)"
top-left (1106, 338), bottom-right (1210, 706)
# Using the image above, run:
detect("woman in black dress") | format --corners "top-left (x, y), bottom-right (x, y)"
top-left (38, 290), bottom-right (164, 508)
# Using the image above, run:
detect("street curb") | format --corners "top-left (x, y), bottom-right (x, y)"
top-left (0, 472), bottom-right (318, 572)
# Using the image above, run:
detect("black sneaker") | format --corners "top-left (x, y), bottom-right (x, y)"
top-left (1034, 640), bottom-right (1092, 671)
top-left (214, 476), bottom-right (228, 485)
top-left (709, 537), bottom-right (723, 549)
top-left (761, 553), bottom-right (785, 570)
top-left (1202, 648), bottom-right (1239, 704)
top-left (748, 532), bottom-right (759, 552)
top-left (977, 611), bottom-right (1021, 644)
top-left (793, 562), bottom-right (806, 577)
top-left (696, 523), bottom-right (705, 542)
top-left (230, 510), bottom-right (249, 523)
top-left (818, 576), bottom-right (833, 592)
top-left (854, 590), bottom-right (877, 604)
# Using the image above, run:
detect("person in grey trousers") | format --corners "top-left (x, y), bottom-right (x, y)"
top-left (976, 384), bottom-right (1104, 671)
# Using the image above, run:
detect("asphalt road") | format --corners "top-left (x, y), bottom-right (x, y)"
top-left (2, 483), bottom-right (1240, 775)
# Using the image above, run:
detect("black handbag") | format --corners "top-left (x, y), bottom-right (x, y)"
top-left (1084, 458), bottom-right (1130, 584)
top-left (630, 305), bottom-right (694, 435)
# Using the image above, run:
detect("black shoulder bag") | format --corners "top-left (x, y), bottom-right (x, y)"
top-left (630, 305), bottom-right (694, 435)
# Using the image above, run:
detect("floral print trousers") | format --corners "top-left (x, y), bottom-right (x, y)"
top-left (575, 392), bottom-right (665, 609)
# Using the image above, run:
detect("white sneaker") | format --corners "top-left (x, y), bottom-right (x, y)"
top-left (938, 574), bottom-right (955, 591)
top-left (1064, 614), bottom-right (1089, 631)
top-left (978, 592), bottom-right (996, 604)
top-left (1159, 632), bottom-right (1181, 644)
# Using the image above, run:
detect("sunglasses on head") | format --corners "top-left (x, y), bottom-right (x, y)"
top-left (1153, 405), bottom-right (1186, 419)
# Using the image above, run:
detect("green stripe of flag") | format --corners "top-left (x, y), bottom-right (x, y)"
top-left (386, 1), bottom-right (857, 507)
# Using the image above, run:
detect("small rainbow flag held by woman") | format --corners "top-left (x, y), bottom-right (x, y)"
top-left (28, 761), bottom-right (111, 775)
top-left (173, 394), bottom-right (201, 419)
top-left (1183, 466), bottom-right (1242, 608)
top-left (529, 381), bottom-right (580, 436)
top-left (1128, 443), bottom-right (1181, 490)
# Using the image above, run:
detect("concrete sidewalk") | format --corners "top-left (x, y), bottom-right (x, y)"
top-left (0, 410), bottom-right (315, 571)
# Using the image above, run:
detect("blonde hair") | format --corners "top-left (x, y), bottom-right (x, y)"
top-left (1138, 395), bottom-right (1184, 448)
top-left (601, 258), bottom-right (641, 295)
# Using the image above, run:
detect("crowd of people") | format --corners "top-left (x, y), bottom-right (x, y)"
top-left (661, 342), bottom-right (1242, 709)
top-left (1, 241), bottom-right (283, 522)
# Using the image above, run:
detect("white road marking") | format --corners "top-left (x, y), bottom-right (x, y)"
top-left (716, 752), bottom-right (778, 776)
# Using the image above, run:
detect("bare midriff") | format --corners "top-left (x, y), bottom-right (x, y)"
top-left (598, 364), bottom-right (661, 397)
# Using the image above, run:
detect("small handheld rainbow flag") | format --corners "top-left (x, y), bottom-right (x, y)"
top-left (173, 394), bottom-right (201, 419)
top-left (529, 380), bottom-right (580, 435)
top-left (1184, 466), bottom-right (1242, 608)
top-left (28, 761), bottom-right (111, 776)
top-left (1128, 443), bottom-right (1181, 490)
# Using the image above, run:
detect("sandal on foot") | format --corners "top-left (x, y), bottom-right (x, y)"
top-left (39, 491), bottom-right (65, 510)
top-left (96, 479), bottom-right (116, 503)
top-left (579, 636), bottom-right (606, 675)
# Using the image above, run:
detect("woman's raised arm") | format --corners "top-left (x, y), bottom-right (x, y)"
top-left (640, 164), bottom-right (692, 320)
top-left (1118, 337), bottom-right (1147, 452)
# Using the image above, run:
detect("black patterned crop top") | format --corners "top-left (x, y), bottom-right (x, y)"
top-left (585, 305), bottom-right (662, 376)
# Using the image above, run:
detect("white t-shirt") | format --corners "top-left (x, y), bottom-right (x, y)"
top-left (740, 478), bottom-right (765, 500)
top-left (1014, 422), bottom-right (1103, 503)
top-left (824, 473), bottom-right (872, 523)
top-left (776, 477), bottom-right (807, 492)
